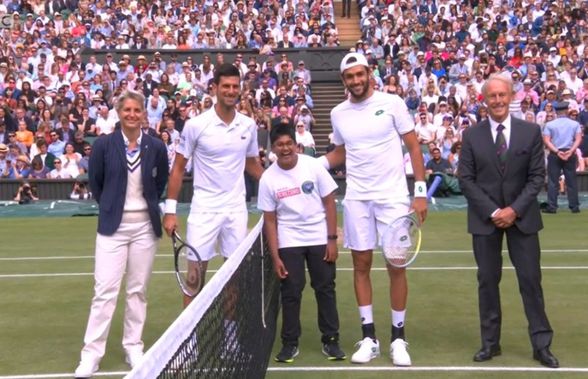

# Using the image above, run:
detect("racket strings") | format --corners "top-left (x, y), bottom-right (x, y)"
top-left (382, 215), bottom-right (421, 268)
top-left (175, 242), bottom-right (204, 297)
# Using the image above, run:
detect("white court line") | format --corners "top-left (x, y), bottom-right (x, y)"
top-left (2, 266), bottom-right (588, 279)
top-left (0, 372), bottom-right (128, 379)
top-left (2, 365), bottom-right (588, 378)
top-left (1, 249), bottom-right (587, 261)
top-left (268, 366), bottom-right (588, 373)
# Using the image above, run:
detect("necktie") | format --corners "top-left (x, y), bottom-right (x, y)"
top-left (495, 124), bottom-right (507, 171)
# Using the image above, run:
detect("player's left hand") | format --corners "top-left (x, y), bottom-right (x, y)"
top-left (411, 197), bottom-right (428, 225)
top-left (324, 240), bottom-right (338, 262)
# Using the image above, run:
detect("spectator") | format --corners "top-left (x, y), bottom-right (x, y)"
top-left (295, 121), bottom-right (316, 152)
top-left (425, 147), bottom-right (453, 176)
top-left (448, 141), bottom-right (462, 173)
top-left (55, 115), bottom-right (76, 144)
top-left (79, 144), bottom-right (92, 174)
top-left (47, 157), bottom-right (71, 179)
top-left (62, 142), bottom-right (84, 178)
top-left (96, 105), bottom-right (116, 135)
top-left (70, 181), bottom-right (92, 200)
top-left (7, 131), bottom-right (27, 154)
top-left (293, 105), bottom-right (315, 132)
top-left (29, 156), bottom-right (50, 179)
top-left (14, 181), bottom-right (38, 204)
top-left (542, 101), bottom-right (583, 214)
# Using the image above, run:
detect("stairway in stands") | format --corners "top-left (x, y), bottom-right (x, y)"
top-left (334, 1), bottom-right (362, 47)
top-left (311, 82), bottom-right (347, 155)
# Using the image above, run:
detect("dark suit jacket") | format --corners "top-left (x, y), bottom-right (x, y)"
top-left (34, 152), bottom-right (56, 170)
top-left (458, 117), bottom-right (545, 235)
top-left (143, 81), bottom-right (159, 98)
top-left (56, 128), bottom-right (76, 144)
top-left (89, 130), bottom-right (169, 237)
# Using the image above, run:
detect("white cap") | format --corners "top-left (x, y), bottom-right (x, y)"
top-left (340, 52), bottom-right (369, 73)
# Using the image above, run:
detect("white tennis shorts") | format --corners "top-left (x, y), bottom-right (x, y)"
top-left (343, 198), bottom-right (410, 251)
top-left (186, 211), bottom-right (248, 261)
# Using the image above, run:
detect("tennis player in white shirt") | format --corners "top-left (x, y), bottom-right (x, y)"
top-left (319, 52), bottom-right (428, 366)
top-left (163, 64), bottom-right (264, 307)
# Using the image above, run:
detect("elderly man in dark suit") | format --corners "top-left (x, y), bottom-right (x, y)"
top-left (458, 74), bottom-right (559, 369)
top-left (75, 91), bottom-right (168, 378)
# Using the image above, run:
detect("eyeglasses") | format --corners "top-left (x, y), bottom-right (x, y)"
top-left (54, 161), bottom-right (62, 164)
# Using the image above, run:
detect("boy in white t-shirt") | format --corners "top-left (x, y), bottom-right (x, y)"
top-left (258, 124), bottom-right (346, 363)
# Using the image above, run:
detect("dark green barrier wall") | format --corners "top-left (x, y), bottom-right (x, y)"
top-left (3, 174), bottom-right (588, 201)
top-left (80, 48), bottom-right (350, 82)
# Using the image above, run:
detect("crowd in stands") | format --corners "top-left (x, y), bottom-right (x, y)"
top-left (1, 0), bottom-right (588, 192)
top-left (351, 0), bottom-right (588, 176)
top-left (0, 0), bottom-right (328, 185)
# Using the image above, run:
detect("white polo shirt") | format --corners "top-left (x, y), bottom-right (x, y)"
top-left (330, 91), bottom-right (414, 200)
top-left (177, 108), bottom-right (259, 211)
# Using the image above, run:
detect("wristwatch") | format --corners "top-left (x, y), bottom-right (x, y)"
top-left (327, 235), bottom-right (338, 240)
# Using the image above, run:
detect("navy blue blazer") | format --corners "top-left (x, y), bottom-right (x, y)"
top-left (89, 130), bottom-right (169, 237)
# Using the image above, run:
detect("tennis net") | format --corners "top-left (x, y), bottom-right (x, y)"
top-left (125, 217), bottom-right (280, 379)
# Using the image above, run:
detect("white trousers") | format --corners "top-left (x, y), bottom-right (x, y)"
top-left (80, 219), bottom-right (157, 364)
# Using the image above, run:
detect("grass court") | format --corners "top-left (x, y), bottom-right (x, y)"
top-left (0, 208), bottom-right (587, 379)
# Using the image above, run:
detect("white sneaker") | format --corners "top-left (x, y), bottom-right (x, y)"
top-left (125, 351), bottom-right (144, 369)
top-left (350, 337), bottom-right (380, 363)
top-left (390, 338), bottom-right (411, 366)
top-left (74, 360), bottom-right (98, 378)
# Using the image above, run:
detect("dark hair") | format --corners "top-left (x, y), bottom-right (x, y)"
top-left (213, 63), bottom-right (241, 84)
top-left (270, 123), bottom-right (296, 145)
top-left (31, 156), bottom-right (43, 168)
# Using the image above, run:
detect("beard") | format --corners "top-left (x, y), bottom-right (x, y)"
top-left (347, 79), bottom-right (370, 100)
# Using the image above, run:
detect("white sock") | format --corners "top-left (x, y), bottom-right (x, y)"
top-left (359, 305), bottom-right (373, 325)
top-left (392, 309), bottom-right (406, 328)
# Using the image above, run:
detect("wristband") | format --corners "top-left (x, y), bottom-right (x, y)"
top-left (164, 199), bottom-right (177, 214)
top-left (317, 155), bottom-right (330, 170)
top-left (327, 234), bottom-right (338, 240)
top-left (414, 181), bottom-right (427, 198)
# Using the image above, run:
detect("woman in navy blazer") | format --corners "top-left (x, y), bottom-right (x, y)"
top-left (75, 91), bottom-right (168, 378)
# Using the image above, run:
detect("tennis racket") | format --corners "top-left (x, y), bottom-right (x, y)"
top-left (380, 212), bottom-right (422, 268)
top-left (172, 231), bottom-right (203, 297)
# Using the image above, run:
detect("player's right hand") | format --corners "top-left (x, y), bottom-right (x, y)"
top-left (273, 258), bottom-right (288, 279)
top-left (163, 214), bottom-right (178, 237)
top-left (411, 197), bottom-right (428, 225)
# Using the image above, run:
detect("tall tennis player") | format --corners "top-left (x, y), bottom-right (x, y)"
top-left (319, 53), bottom-right (428, 365)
